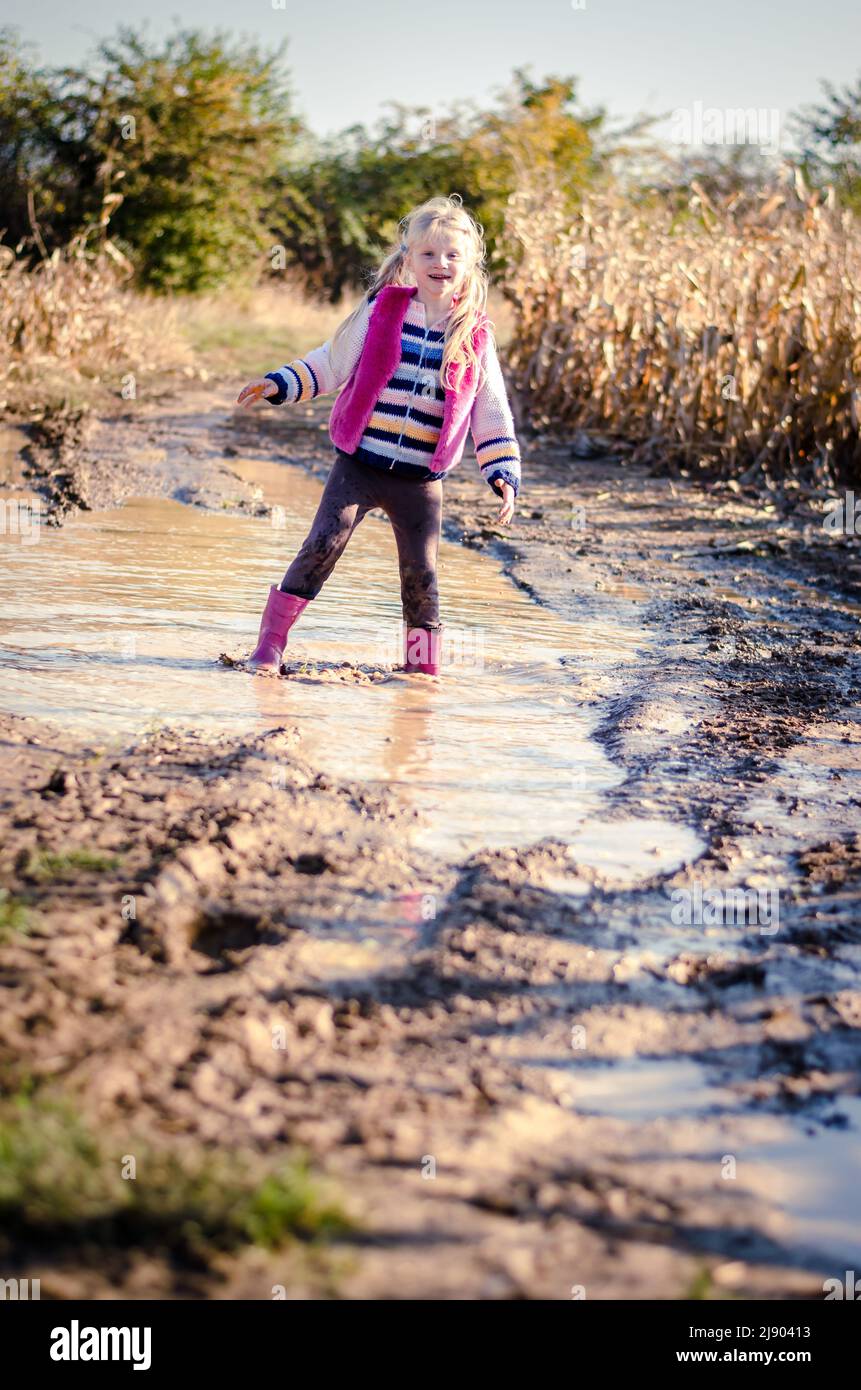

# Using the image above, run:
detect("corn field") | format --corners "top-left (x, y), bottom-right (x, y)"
top-left (0, 237), bottom-right (189, 411)
top-left (503, 179), bottom-right (861, 488)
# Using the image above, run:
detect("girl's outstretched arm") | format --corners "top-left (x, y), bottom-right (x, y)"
top-left (237, 298), bottom-right (373, 408)
top-left (469, 337), bottom-right (521, 524)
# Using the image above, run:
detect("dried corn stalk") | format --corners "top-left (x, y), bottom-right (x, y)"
top-left (502, 179), bottom-right (861, 488)
top-left (0, 236), bottom-right (189, 407)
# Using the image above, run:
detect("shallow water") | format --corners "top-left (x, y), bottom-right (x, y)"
top-left (739, 1097), bottom-right (861, 1269)
top-left (522, 1054), bottom-right (861, 1269)
top-left (0, 457), bottom-right (699, 869)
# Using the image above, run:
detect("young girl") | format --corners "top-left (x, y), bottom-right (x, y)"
top-left (237, 194), bottom-right (522, 676)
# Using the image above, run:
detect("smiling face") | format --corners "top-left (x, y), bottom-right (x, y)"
top-left (406, 226), bottom-right (471, 306)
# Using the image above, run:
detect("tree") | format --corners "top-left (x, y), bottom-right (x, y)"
top-left (268, 69), bottom-right (605, 300)
top-left (0, 29), bottom-right (62, 251)
top-left (4, 25), bottom-right (302, 290)
top-left (793, 75), bottom-right (861, 210)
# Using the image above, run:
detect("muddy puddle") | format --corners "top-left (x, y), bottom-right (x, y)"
top-left (0, 456), bottom-right (703, 872)
top-left (523, 1054), bottom-right (861, 1268)
top-left (4, 411), bottom-right (861, 1296)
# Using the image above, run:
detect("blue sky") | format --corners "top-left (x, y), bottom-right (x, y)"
top-left (6, 0), bottom-right (859, 146)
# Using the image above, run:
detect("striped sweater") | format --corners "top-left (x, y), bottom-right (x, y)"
top-left (265, 295), bottom-right (521, 497)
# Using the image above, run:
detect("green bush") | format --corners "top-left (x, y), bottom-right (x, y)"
top-left (2, 24), bottom-right (300, 292)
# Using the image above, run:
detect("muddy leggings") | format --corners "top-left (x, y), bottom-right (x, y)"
top-left (279, 449), bottom-right (442, 628)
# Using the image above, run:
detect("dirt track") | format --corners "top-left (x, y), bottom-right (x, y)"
top-left (2, 387), bottom-right (860, 1299)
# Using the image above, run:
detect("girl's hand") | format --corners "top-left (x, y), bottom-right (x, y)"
top-left (237, 377), bottom-right (279, 408)
top-left (495, 482), bottom-right (516, 526)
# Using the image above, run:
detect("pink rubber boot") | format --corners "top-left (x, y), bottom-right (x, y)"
top-left (247, 586), bottom-right (310, 672)
top-left (403, 624), bottom-right (442, 675)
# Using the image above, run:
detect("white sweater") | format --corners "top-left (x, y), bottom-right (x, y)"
top-left (265, 296), bottom-right (521, 496)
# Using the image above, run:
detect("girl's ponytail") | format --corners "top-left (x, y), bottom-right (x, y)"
top-left (330, 236), bottom-right (408, 357)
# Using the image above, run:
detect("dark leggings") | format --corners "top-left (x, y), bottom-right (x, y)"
top-left (280, 450), bottom-right (442, 628)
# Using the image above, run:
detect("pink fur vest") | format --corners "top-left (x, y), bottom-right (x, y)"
top-left (328, 284), bottom-right (487, 470)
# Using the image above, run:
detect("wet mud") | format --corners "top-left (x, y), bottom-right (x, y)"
top-left (1, 388), bottom-right (859, 1299)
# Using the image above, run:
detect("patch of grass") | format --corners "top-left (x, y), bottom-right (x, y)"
top-left (176, 283), bottom-right (515, 379)
top-left (0, 1092), bottom-right (351, 1258)
top-left (30, 849), bottom-right (122, 881)
top-left (0, 890), bottom-right (31, 942)
top-left (238, 1162), bottom-right (351, 1248)
top-left (683, 1265), bottom-right (735, 1300)
top-left (176, 283), bottom-right (349, 377)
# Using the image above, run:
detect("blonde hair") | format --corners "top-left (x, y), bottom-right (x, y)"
top-left (331, 194), bottom-right (492, 391)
